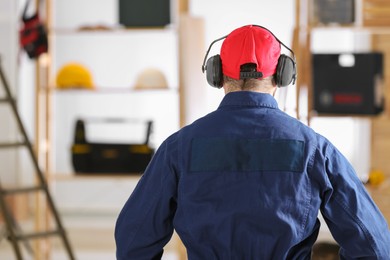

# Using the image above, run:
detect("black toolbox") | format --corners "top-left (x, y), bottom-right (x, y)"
top-left (71, 118), bottom-right (154, 174)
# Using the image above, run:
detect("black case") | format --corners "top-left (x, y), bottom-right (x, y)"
top-left (71, 119), bottom-right (154, 174)
top-left (312, 0), bottom-right (355, 25)
top-left (119, 0), bottom-right (170, 27)
top-left (312, 53), bottom-right (384, 115)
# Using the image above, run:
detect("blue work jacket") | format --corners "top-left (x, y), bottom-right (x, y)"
top-left (115, 91), bottom-right (390, 259)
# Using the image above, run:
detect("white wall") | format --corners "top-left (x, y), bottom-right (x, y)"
top-left (0, 0), bottom-right (45, 187)
top-left (0, 0), bottom-right (23, 184)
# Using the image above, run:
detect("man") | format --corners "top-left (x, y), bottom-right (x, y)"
top-left (115, 25), bottom-right (390, 259)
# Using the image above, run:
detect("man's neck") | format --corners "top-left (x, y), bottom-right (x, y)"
top-left (224, 88), bottom-right (276, 96)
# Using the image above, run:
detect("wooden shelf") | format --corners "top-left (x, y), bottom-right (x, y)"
top-left (53, 87), bottom-right (178, 93)
top-left (309, 112), bottom-right (384, 119)
top-left (309, 25), bottom-right (390, 34)
top-left (49, 26), bottom-right (176, 35)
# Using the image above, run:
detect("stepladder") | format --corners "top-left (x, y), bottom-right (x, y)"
top-left (0, 57), bottom-right (76, 260)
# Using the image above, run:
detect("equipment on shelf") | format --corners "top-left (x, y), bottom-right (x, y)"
top-left (119, 0), bottom-right (170, 27)
top-left (0, 57), bottom-right (75, 260)
top-left (71, 118), bottom-right (154, 174)
top-left (311, 0), bottom-right (355, 25)
top-left (19, 0), bottom-right (48, 59)
top-left (56, 62), bottom-right (94, 90)
top-left (134, 68), bottom-right (168, 90)
top-left (312, 52), bottom-right (384, 115)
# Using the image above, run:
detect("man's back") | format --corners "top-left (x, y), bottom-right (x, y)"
top-left (175, 91), bottom-right (390, 259)
top-left (172, 91), bottom-right (319, 258)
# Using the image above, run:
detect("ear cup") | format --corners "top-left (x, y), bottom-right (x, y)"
top-left (275, 54), bottom-right (296, 87)
top-left (205, 55), bottom-right (223, 88)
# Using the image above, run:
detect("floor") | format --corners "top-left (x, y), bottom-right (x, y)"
top-left (0, 212), bottom-right (181, 260)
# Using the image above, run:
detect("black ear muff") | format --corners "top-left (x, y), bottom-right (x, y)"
top-left (275, 54), bottom-right (297, 87)
top-left (205, 54), bottom-right (223, 88)
top-left (202, 35), bottom-right (228, 89)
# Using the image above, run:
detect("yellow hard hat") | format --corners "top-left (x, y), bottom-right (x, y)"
top-left (56, 63), bottom-right (94, 89)
top-left (368, 169), bottom-right (386, 186)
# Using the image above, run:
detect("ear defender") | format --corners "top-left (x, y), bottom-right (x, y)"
top-left (202, 25), bottom-right (297, 88)
top-left (205, 54), bottom-right (223, 88)
top-left (275, 54), bottom-right (297, 87)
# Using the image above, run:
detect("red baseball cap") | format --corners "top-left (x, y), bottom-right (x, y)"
top-left (220, 25), bottom-right (281, 80)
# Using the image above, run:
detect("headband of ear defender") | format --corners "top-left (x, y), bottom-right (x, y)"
top-left (201, 25), bottom-right (297, 89)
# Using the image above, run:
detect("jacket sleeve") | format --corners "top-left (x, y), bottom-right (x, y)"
top-left (114, 136), bottom-right (179, 260)
top-left (315, 138), bottom-right (390, 259)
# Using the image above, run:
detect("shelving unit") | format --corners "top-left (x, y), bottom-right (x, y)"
top-left (38, 0), bottom-right (180, 188)
top-left (294, 0), bottom-right (390, 122)
top-left (294, 0), bottom-right (390, 224)
top-left (31, 2), bottom-right (181, 258)
top-left (28, 0), bottom-right (194, 258)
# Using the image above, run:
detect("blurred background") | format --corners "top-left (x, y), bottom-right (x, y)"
top-left (0, 0), bottom-right (389, 259)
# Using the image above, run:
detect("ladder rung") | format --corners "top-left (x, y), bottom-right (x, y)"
top-left (0, 97), bottom-right (14, 103)
top-left (15, 230), bottom-right (62, 241)
top-left (0, 142), bottom-right (26, 148)
top-left (2, 185), bottom-right (45, 195)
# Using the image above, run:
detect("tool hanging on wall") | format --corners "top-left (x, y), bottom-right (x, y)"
top-left (19, 0), bottom-right (48, 59)
top-left (0, 57), bottom-right (75, 259)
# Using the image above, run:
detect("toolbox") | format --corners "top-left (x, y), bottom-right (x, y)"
top-left (312, 53), bottom-right (384, 115)
top-left (71, 118), bottom-right (154, 174)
